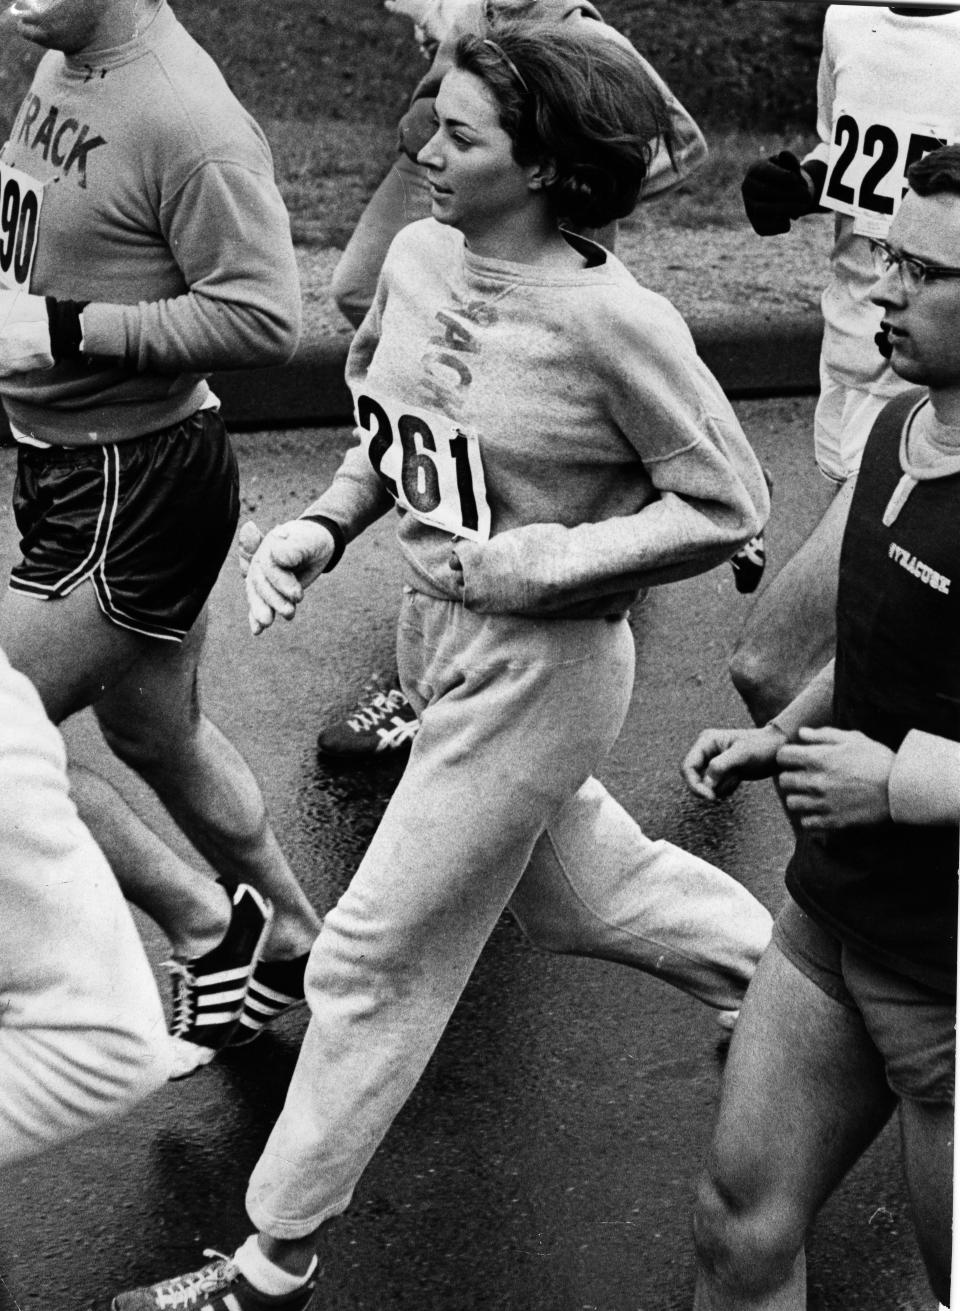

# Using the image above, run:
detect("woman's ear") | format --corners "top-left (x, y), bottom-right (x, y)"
top-left (527, 159), bottom-right (557, 191)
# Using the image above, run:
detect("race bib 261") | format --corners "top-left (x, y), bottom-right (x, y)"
top-left (0, 160), bottom-right (43, 292)
top-left (354, 391), bottom-right (491, 543)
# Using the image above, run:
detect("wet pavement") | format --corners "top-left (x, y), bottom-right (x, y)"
top-left (0, 396), bottom-right (940, 1311)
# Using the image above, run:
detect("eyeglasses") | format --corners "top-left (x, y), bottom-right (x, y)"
top-left (870, 238), bottom-right (960, 293)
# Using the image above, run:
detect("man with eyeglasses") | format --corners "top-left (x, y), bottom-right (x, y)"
top-left (681, 140), bottom-right (960, 1311)
top-left (730, 2), bottom-right (960, 737)
top-left (870, 236), bottom-right (960, 294)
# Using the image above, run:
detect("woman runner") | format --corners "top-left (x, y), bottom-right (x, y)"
top-left (110, 22), bottom-right (772, 1310)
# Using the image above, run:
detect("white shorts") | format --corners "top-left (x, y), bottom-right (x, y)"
top-left (813, 364), bottom-right (904, 484)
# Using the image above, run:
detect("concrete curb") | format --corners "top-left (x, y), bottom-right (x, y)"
top-left (216, 310), bottom-right (824, 430)
top-left (0, 311), bottom-right (823, 440)
top-left (218, 310), bottom-right (824, 430)
top-left (691, 311), bottom-right (822, 403)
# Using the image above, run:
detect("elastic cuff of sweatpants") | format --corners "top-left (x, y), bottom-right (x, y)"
top-left (246, 1190), bottom-right (352, 1240)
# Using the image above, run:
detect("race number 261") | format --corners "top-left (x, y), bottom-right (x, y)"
top-left (354, 391), bottom-right (492, 543)
top-left (0, 161), bottom-right (42, 291)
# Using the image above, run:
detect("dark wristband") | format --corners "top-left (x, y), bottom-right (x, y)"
top-left (299, 514), bottom-right (346, 573)
top-left (45, 298), bottom-right (87, 361)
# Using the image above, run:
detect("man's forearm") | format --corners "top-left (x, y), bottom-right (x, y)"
top-left (768, 659), bottom-right (835, 741)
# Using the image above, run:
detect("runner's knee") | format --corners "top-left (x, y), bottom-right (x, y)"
top-left (693, 1166), bottom-right (804, 1299)
top-left (97, 707), bottom-right (195, 777)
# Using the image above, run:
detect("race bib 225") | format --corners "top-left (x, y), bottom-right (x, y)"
top-left (822, 107), bottom-right (951, 239)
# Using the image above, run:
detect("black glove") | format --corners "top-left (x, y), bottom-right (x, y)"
top-left (741, 150), bottom-right (818, 236)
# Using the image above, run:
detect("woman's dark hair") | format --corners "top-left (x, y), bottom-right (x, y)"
top-left (908, 143), bottom-right (960, 199)
top-left (452, 21), bottom-right (677, 230)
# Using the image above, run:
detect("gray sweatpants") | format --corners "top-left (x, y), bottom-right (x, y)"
top-left (247, 589), bottom-right (772, 1235)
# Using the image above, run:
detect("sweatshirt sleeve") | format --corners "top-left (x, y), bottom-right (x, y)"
top-left (295, 272), bottom-right (395, 546)
top-left (456, 301), bottom-right (769, 615)
top-left (887, 730), bottom-right (960, 827)
top-left (79, 159), bottom-right (302, 373)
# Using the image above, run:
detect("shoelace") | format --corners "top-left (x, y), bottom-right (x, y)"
top-left (734, 537), bottom-right (765, 566)
top-left (375, 717), bottom-right (419, 750)
top-left (347, 688), bottom-right (407, 733)
top-left (163, 959), bottom-right (197, 1039)
top-left (153, 1251), bottom-right (236, 1309)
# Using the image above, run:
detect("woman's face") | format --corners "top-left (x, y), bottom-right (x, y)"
top-left (418, 68), bottom-right (542, 243)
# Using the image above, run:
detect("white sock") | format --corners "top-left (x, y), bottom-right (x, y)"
top-left (233, 1234), bottom-right (317, 1296)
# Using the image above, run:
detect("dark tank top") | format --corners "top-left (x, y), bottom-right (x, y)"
top-left (786, 390), bottom-right (960, 992)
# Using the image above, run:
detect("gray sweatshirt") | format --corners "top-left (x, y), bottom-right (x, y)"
top-left (304, 219), bottom-right (769, 620)
top-left (0, 0), bottom-right (300, 445)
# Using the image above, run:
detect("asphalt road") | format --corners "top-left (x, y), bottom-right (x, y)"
top-left (0, 396), bottom-right (940, 1311)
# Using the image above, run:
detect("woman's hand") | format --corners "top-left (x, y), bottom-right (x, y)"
top-left (239, 519), bottom-right (336, 636)
top-left (682, 724), bottom-right (787, 802)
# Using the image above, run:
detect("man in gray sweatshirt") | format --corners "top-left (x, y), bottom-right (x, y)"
top-left (0, 0), bottom-right (321, 1079)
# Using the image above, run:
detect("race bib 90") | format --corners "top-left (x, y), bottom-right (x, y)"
top-left (0, 160), bottom-right (43, 291)
top-left (354, 391), bottom-right (491, 543)
top-left (822, 108), bottom-right (951, 239)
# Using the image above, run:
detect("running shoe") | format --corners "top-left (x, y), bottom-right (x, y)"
top-left (316, 672), bottom-right (419, 761)
top-left (108, 1249), bottom-right (318, 1311)
top-left (227, 951), bottom-right (311, 1046)
top-left (730, 534), bottom-right (766, 593)
top-left (165, 884), bottom-right (274, 1080)
top-left (730, 466), bottom-right (774, 595)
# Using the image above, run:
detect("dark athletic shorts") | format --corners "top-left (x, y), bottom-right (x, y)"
top-left (10, 408), bottom-right (240, 643)
top-left (773, 896), bottom-right (955, 1106)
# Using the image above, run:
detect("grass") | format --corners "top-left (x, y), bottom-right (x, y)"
top-left (0, 0), bottom-right (826, 125)
top-left (266, 117), bottom-right (403, 248)
top-left (0, 0), bottom-right (827, 245)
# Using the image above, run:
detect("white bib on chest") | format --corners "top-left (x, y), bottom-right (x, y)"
top-left (353, 389), bottom-right (492, 542)
top-left (822, 104), bottom-right (951, 239)
top-left (0, 159), bottom-right (44, 292)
